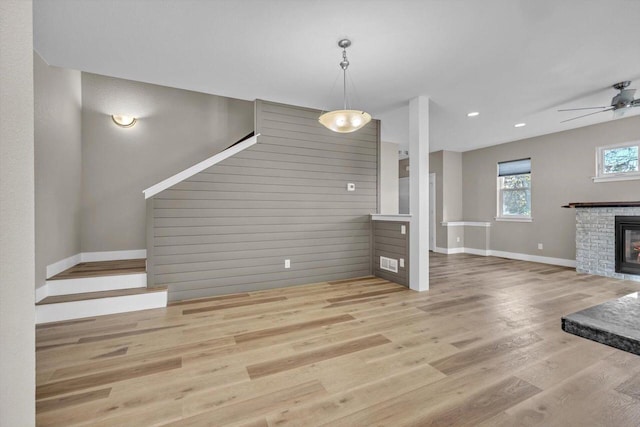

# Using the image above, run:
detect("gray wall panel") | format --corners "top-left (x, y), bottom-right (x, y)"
top-left (372, 220), bottom-right (409, 287)
top-left (149, 99), bottom-right (379, 300)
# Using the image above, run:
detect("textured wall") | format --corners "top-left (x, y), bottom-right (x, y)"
top-left (148, 100), bottom-right (379, 300)
top-left (576, 207), bottom-right (640, 282)
top-left (34, 52), bottom-right (82, 288)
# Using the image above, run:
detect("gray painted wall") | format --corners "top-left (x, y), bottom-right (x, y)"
top-left (81, 73), bottom-right (254, 252)
top-left (429, 151), bottom-right (448, 248)
top-left (462, 116), bottom-right (640, 261)
top-left (34, 52), bottom-right (82, 289)
top-left (380, 141), bottom-right (399, 214)
top-left (149, 100), bottom-right (379, 300)
top-left (372, 221), bottom-right (409, 286)
top-left (0, 0), bottom-right (36, 423)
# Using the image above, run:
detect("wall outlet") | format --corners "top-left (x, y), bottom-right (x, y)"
top-left (538, 243), bottom-right (543, 250)
top-left (456, 236), bottom-right (461, 243)
top-left (347, 183), bottom-right (356, 191)
top-left (401, 225), bottom-right (406, 234)
top-left (284, 259), bottom-right (290, 269)
top-left (399, 258), bottom-right (405, 268)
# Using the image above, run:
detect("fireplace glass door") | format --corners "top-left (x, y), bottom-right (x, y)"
top-left (615, 216), bottom-right (640, 276)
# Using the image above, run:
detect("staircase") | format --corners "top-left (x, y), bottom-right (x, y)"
top-left (36, 259), bottom-right (167, 324)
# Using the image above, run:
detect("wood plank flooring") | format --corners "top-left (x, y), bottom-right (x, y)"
top-left (36, 253), bottom-right (640, 426)
top-left (49, 259), bottom-right (146, 280)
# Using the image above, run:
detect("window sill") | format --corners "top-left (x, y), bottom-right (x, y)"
top-left (592, 173), bottom-right (640, 183)
top-left (495, 217), bottom-right (533, 223)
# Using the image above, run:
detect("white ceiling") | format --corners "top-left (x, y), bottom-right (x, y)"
top-left (34, 0), bottom-right (640, 152)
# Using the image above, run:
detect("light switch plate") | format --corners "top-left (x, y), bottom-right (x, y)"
top-left (401, 225), bottom-right (406, 234)
top-left (284, 259), bottom-right (290, 269)
top-left (399, 258), bottom-right (405, 268)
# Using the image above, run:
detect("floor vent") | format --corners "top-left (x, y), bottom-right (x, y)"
top-left (380, 256), bottom-right (399, 273)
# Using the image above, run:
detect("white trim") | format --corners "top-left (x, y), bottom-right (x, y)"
top-left (441, 221), bottom-right (491, 227)
top-left (47, 273), bottom-right (146, 296)
top-left (80, 250), bottom-right (146, 263)
top-left (35, 284), bottom-right (48, 303)
top-left (434, 246), bottom-right (464, 255)
top-left (46, 250), bottom-right (147, 280)
top-left (489, 250), bottom-right (576, 268)
top-left (371, 214), bottom-right (412, 222)
top-left (36, 291), bottom-right (167, 324)
top-left (143, 134), bottom-right (260, 199)
top-left (595, 140), bottom-right (640, 182)
top-left (592, 173), bottom-right (640, 183)
top-left (434, 246), bottom-right (575, 268)
top-left (495, 217), bottom-right (533, 223)
top-left (46, 253), bottom-right (81, 279)
top-left (463, 247), bottom-right (491, 256)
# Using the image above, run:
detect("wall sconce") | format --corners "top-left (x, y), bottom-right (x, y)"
top-left (111, 114), bottom-right (137, 128)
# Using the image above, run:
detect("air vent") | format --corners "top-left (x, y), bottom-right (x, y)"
top-left (380, 256), bottom-right (398, 273)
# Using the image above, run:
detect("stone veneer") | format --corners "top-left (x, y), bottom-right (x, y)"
top-left (576, 207), bottom-right (640, 282)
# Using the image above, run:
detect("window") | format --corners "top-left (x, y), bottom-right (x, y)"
top-left (497, 158), bottom-right (531, 221)
top-left (595, 141), bottom-right (640, 182)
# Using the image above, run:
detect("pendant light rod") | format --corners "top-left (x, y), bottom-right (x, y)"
top-left (338, 39), bottom-right (351, 110)
top-left (318, 38), bottom-right (372, 134)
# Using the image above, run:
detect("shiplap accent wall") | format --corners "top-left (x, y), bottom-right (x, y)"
top-left (372, 221), bottom-right (409, 287)
top-left (147, 100), bottom-right (379, 300)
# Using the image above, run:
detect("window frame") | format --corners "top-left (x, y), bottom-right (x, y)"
top-left (594, 140), bottom-right (640, 183)
top-left (496, 159), bottom-right (532, 222)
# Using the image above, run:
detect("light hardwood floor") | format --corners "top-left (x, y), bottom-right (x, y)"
top-left (36, 253), bottom-right (640, 426)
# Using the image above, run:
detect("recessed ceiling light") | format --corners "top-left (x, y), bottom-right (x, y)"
top-left (514, 122), bottom-right (526, 128)
top-left (467, 111), bottom-right (480, 117)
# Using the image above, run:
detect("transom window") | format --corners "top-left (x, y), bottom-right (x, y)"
top-left (595, 141), bottom-right (640, 182)
top-left (497, 158), bottom-right (531, 221)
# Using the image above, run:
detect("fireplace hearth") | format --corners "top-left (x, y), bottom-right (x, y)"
top-left (616, 216), bottom-right (640, 276)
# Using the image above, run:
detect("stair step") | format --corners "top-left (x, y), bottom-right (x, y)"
top-left (36, 286), bottom-right (168, 324)
top-left (49, 258), bottom-right (146, 280)
top-left (37, 286), bottom-right (166, 305)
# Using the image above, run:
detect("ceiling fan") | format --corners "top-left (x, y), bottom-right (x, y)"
top-left (558, 81), bottom-right (640, 123)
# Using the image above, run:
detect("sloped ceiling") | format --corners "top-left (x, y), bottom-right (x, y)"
top-left (34, 0), bottom-right (640, 151)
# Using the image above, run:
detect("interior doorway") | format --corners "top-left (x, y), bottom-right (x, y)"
top-left (429, 173), bottom-right (436, 251)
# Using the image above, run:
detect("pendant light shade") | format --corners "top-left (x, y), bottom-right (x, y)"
top-left (319, 39), bottom-right (371, 133)
top-left (319, 109), bottom-right (372, 133)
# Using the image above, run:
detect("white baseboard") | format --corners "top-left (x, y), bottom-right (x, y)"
top-left (47, 273), bottom-right (147, 296)
top-left (46, 253), bottom-right (81, 279)
top-left (35, 284), bottom-right (48, 303)
top-left (81, 249), bottom-right (147, 263)
top-left (463, 247), bottom-right (491, 257)
top-left (36, 290), bottom-right (167, 324)
top-left (434, 246), bottom-right (576, 268)
top-left (488, 250), bottom-right (576, 268)
top-left (46, 250), bottom-right (147, 279)
top-left (434, 246), bottom-right (464, 255)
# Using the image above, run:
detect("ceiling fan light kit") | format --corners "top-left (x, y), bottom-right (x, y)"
top-left (319, 38), bottom-right (372, 133)
top-left (559, 81), bottom-right (639, 123)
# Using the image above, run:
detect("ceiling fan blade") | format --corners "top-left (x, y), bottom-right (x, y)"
top-left (557, 106), bottom-right (608, 112)
top-left (560, 107), bottom-right (614, 123)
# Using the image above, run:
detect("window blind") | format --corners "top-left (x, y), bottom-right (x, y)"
top-left (498, 158), bottom-right (531, 176)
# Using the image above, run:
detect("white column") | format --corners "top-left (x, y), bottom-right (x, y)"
top-left (409, 96), bottom-right (429, 291)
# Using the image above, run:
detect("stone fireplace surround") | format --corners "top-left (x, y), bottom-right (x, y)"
top-left (566, 202), bottom-right (640, 282)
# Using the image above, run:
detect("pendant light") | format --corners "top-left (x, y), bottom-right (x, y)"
top-left (319, 39), bottom-right (371, 133)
